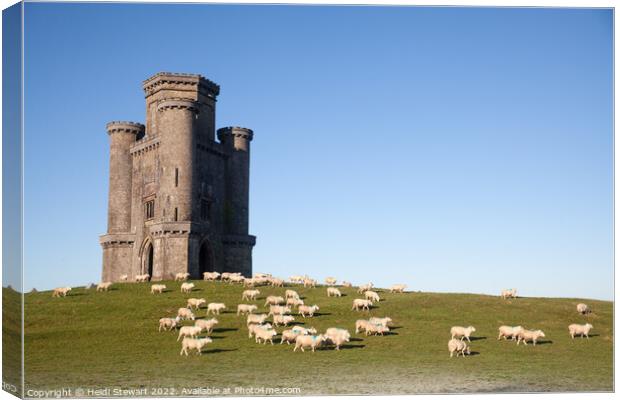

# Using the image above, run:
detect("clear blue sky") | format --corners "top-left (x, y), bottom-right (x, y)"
top-left (20, 4), bottom-right (613, 300)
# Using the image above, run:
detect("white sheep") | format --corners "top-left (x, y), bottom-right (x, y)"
top-left (254, 327), bottom-right (277, 345)
top-left (248, 323), bottom-right (273, 338)
top-left (451, 326), bottom-right (476, 342)
top-left (242, 289), bottom-right (260, 301)
top-left (280, 329), bottom-right (300, 344)
top-left (501, 289), bottom-right (517, 299)
top-left (517, 329), bottom-right (546, 346)
top-left (186, 298), bottom-right (206, 310)
top-left (292, 326), bottom-right (318, 335)
top-left (203, 271), bottom-right (221, 281)
top-left (289, 275), bottom-right (304, 283)
top-left (325, 277), bottom-right (337, 285)
top-left (52, 287), bottom-right (72, 297)
top-left (273, 315), bottom-right (295, 327)
top-left (268, 305), bottom-right (291, 316)
top-left (298, 305), bottom-right (320, 318)
top-left (390, 284), bottom-right (407, 293)
top-left (237, 304), bottom-right (258, 315)
top-left (206, 303), bottom-right (226, 315)
top-left (303, 278), bottom-right (317, 288)
top-left (569, 323), bottom-right (593, 339)
top-left (355, 319), bottom-right (372, 334)
top-left (247, 314), bottom-right (268, 326)
top-left (369, 317), bottom-right (393, 327)
top-left (175, 272), bottom-right (190, 281)
top-left (286, 298), bottom-right (304, 308)
top-left (180, 337), bottom-right (212, 356)
top-left (158, 316), bottom-right (180, 332)
top-left (365, 290), bottom-right (381, 302)
top-left (497, 325), bottom-right (524, 341)
top-left (264, 295), bottom-right (285, 306)
top-left (357, 283), bottom-right (374, 293)
top-left (195, 318), bottom-right (219, 334)
top-left (119, 274), bottom-right (128, 281)
top-left (293, 334), bottom-right (326, 352)
top-left (177, 325), bottom-right (203, 341)
top-left (448, 338), bottom-right (471, 357)
top-left (150, 284), bottom-right (166, 294)
top-left (270, 278), bottom-right (285, 287)
top-left (577, 303), bottom-right (591, 315)
top-left (135, 274), bottom-right (150, 282)
top-left (324, 328), bottom-right (351, 350)
top-left (285, 289), bottom-right (300, 299)
top-left (177, 307), bottom-right (195, 321)
top-left (351, 298), bottom-right (373, 311)
top-left (327, 287), bottom-right (342, 297)
top-left (366, 324), bottom-right (390, 336)
top-left (229, 274), bottom-right (246, 284)
top-left (96, 282), bottom-right (113, 292)
top-left (180, 282), bottom-right (195, 293)
top-left (341, 281), bottom-right (352, 288)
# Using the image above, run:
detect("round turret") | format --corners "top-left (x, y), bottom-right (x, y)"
top-left (217, 126), bottom-right (253, 152)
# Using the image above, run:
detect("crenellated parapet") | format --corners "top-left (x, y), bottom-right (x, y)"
top-left (106, 121), bottom-right (145, 135)
top-left (143, 72), bottom-right (220, 100)
top-left (217, 126), bottom-right (254, 152)
top-left (156, 99), bottom-right (200, 114)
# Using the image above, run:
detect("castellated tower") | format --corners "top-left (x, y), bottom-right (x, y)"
top-left (100, 72), bottom-right (256, 281)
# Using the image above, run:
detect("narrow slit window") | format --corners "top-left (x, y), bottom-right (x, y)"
top-left (174, 207), bottom-right (178, 222)
top-left (145, 200), bottom-right (155, 220)
top-left (175, 168), bottom-right (179, 187)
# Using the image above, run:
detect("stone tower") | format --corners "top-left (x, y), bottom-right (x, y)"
top-left (100, 72), bottom-right (256, 282)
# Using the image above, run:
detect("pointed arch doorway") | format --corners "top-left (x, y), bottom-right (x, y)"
top-left (142, 240), bottom-right (154, 277)
top-left (199, 239), bottom-right (213, 275)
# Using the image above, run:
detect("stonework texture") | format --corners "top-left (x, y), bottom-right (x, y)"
top-left (100, 72), bottom-right (256, 282)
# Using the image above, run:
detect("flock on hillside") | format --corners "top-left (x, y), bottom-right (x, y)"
top-left (51, 273), bottom-right (596, 358)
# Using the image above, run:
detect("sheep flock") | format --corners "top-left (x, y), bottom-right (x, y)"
top-left (51, 274), bottom-right (597, 358)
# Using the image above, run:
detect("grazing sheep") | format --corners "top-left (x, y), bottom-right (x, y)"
top-left (577, 303), bottom-right (591, 315)
top-left (327, 287), bottom-right (342, 297)
top-left (498, 325), bottom-right (524, 341)
top-left (569, 323), bottom-right (593, 339)
top-left (341, 281), bottom-right (352, 288)
top-left (448, 338), bottom-right (471, 357)
top-left (151, 284), bottom-right (166, 294)
top-left (247, 314), bottom-right (268, 326)
top-left (254, 327), bottom-right (278, 345)
top-left (159, 317), bottom-right (181, 332)
top-left (254, 272), bottom-right (272, 279)
top-left (451, 326), bottom-right (476, 342)
top-left (237, 304), bottom-right (258, 315)
top-left (352, 298), bottom-right (373, 311)
top-left (273, 315), bottom-right (295, 327)
top-left (119, 274), bottom-right (128, 281)
top-left (285, 289), bottom-right (300, 299)
top-left (268, 305), bottom-right (292, 316)
top-left (298, 305), bottom-right (320, 318)
top-left (325, 277), bottom-right (337, 285)
top-left (280, 329), bottom-right (301, 344)
top-left (365, 290), bottom-right (381, 302)
top-left (270, 278), bottom-right (285, 287)
top-left (180, 337), bottom-right (212, 356)
top-left (366, 324), bottom-right (390, 336)
top-left (135, 274), bottom-right (150, 282)
top-left (206, 303), bottom-right (226, 315)
top-left (264, 295), bottom-right (285, 306)
top-left (229, 274), bottom-right (246, 284)
top-left (355, 319), bottom-right (373, 334)
top-left (177, 325), bottom-right (203, 341)
top-left (181, 282), bottom-right (195, 293)
top-left (287, 298), bottom-right (304, 308)
top-left (203, 271), bottom-right (220, 281)
top-left (52, 287), bottom-right (72, 297)
top-left (221, 272), bottom-right (241, 282)
top-left (292, 326), bottom-right (318, 335)
top-left (248, 323), bottom-right (273, 338)
top-left (289, 275), bottom-right (304, 283)
top-left (242, 289), bottom-right (260, 301)
top-left (390, 284), bottom-right (407, 293)
top-left (501, 289), bottom-right (517, 299)
top-left (186, 298), bottom-right (206, 310)
top-left (517, 329), bottom-right (546, 346)
top-left (195, 318), bottom-right (219, 334)
top-left (293, 334), bottom-right (326, 352)
top-left (369, 317), bottom-right (393, 328)
top-left (325, 328), bottom-right (351, 350)
top-left (96, 282), bottom-right (113, 292)
top-left (357, 283), bottom-right (374, 294)
top-left (175, 272), bottom-right (190, 281)
top-left (177, 307), bottom-right (196, 321)
top-left (303, 278), bottom-right (317, 288)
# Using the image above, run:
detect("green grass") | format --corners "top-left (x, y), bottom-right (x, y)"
top-left (3, 287), bottom-right (22, 395)
top-left (21, 281), bottom-right (612, 395)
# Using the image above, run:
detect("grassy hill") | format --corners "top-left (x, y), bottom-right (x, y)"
top-left (15, 280), bottom-right (613, 395)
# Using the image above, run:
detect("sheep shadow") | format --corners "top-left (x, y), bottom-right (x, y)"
top-left (468, 336), bottom-right (487, 342)
top-left (201, 348), bottom-right (238, 354)
top-left (533, 340), bottom-right (553, 345)
top-left (389, 326), bottom-right (403, 330)
top-left (212, 327), bottom-right (238, 333)
top-left (467, 351), bottom-right (481, 356)
top-left (208, 335), bottom-right (226, 339)
top-left (339, 344), bottom-right (366, 350)
top-left (311, 312), bottom-right (332, 317)
top-left (349, 337), bottom-right (364, 342)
